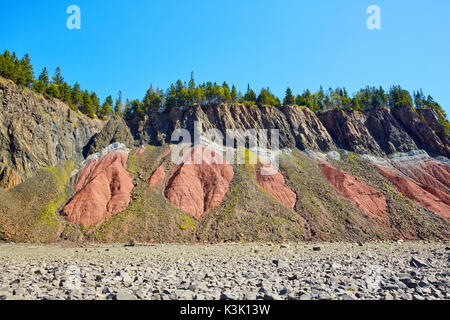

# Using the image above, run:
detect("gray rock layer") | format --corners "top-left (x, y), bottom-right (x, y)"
top-left (0, 79), bottom-right (103, 181)
top-left (128, 104), bottom-right (449, 158)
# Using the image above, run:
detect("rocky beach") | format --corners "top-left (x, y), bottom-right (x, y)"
top-left (0, 242), bottom-right (448, 300)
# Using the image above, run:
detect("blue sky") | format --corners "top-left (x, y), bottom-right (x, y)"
top-left (1, 0), bottom-right (449, 115)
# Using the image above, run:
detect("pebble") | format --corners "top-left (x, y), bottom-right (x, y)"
top-left (0, 242), bottom-right (447, 300)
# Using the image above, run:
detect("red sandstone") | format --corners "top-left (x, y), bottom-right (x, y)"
top-left (256, 164), bottom-right (296, 208)
top-left (61, 151), bottom-right (134, 227)
top-left (135, 146), bottom-right (145, 157)
top-left (164, 146), bottom-right (234, 219)
top-left (320, 163), bottom-right (387, 219)
top-left (148, 166), bottom-right (166, 187)
top-left (377, 165), bottom-right (450, 219)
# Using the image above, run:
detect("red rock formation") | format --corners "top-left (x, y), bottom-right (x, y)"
top-left (256, 164), bottom-right (296, 208)
top-left (135, 146), bottom-right (145, 157)
top-left (148, 166), bottom-right (166, 187)
top-left (61, 151), bottom-right (133, 227)
top-left (320, 163), bottom-right (387, 219)
top-left (164, 146), bottom-right (234, 219)
top-left (377, 166), bottom-right (450, 219)
top-left (392, 159), bottom-right (450, 195)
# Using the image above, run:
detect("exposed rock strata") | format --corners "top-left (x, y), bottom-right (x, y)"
top-left (83, 117), bottom-right (134, 157)
top-left (164, 146), bottom-right (234, 219)
top-left (377, 166), bottom-right (450, 219)
top-left (256, 164), bottom-right (296, 208)
top-left (148, 166), bottom-right (165, 187)
top-left (320, 163), bottom-right (387, 219)
top-left (61, 144), bottom-right (133, 227)
top-left (0, 78), bottom-right (103, 180)
top-left (0, 166), bottom-right (22, 190)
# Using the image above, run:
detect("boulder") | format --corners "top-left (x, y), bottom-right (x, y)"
top-left (0, 166), bottom-right (22, 190)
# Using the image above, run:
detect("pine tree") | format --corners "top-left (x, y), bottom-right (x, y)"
top-left (188, 72), bottom-right (197, 105)
top-left (52, 67), bottom-right (64, 85)
top-left (114, 91), bottom-right (123, 115)
top-left (244, 84), bottom-right (257, 103)
top-left (0, 50), bottom-right (15, 80)
top-left (106, 95), bottom-right (114, 107)
top-left (38, 67), bottom-right (49, 85)
top-left (58, 82), bottom-right (72, 104)
top-left (101, 101), bottom-right (113, 117)
top-left (231, 85), bottom-right (238, 103)
top-left (91, 92), bottom-right (101, 115)
top-left (31, 80), bottom-right (46, 94)
top-left (257, 88), bottom-right (280, 107)
top-left (0, 51), bottom-right (18, 82)
top-left (45, 83), bottom-right (60, 99)
top-left (81, 90), bottom-right (95, 117)
top-left (17, 53), bottom-right (34, 87)
top-left (283, 87), bottom-right (295, 106)
top-left (71, 82), bottom-right (83, 108)
top-left (222, 82), bottom-right (231, 103)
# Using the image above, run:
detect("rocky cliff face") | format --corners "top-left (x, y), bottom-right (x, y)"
top-left (391, 106), bottom-right (450, 157)
top-left (0, 78), bottom-right (103, 188)
top-left (128, 103), bottom-right (449, 160)
top-left (83, 116), bottom-right (134, 157)
top-left (1, 76), bottom-right (449, 243)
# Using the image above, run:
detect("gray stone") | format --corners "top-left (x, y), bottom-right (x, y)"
top-left (410, 257), bottom-right (429, 268)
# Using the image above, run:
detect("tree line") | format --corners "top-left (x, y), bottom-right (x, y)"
top-left (0, 50), bottom-right (119, 119)
top-left (1, 50), bottom-right (448, 131)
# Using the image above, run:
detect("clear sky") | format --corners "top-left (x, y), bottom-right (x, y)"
top-left (1, 0), bottom-right (449, 115)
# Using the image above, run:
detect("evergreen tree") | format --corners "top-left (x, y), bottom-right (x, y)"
top-left (165, 84), bottom-right (176, 109)
top-left (114, 91), bottom-right (123, 115)
top-left (58, 82), bottom-right (72, 104)
top-left (257, 88), bottom-right (280, 107)
top-left (106, 95), bottom-right (114, 107)
top-left (38, 67), bottom-right (49, 85)
top-left (31, 80), bottom-right (46, 94)
top-left (231, 85), bottom-right (238, 103)
top-left (188, 72), bottom-right (197, 105)
top-left (91, 92), bottom-right (101, 115)
top-left (0, 50), bottom-right (16, 81)
top-left (52, 67), bottom-right (64, 85)
top-left (283, 87), bottom-right (295, 106)
top-left (101, 101), bottom-right (113, 117)
top-left (143, 85), bottom-right (163, 113)
top-left (45, 83), bottom-right (60, 99)
top-left (244, 84), bottom-right (257, 103)
top-left (81, 90), bottom-right (95, 117)
top-left (17, 53), bottom-right (34, 87)
top-left (222, 82), bottom-right (231, 103)
top-left (388, 85), bottom-right (413, 109)
top-left (71, 82), bottom-right (83, 108)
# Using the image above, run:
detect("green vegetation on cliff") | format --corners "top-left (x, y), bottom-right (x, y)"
top-left (0, 161), bottom-right (74, 243)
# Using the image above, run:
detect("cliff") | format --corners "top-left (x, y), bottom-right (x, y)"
top-left (0, 78), bottom-right (104, 189)
top-left (128, 103), bottom-right (449, 159)
top-left (0, 77), bottom-right (449, 243)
